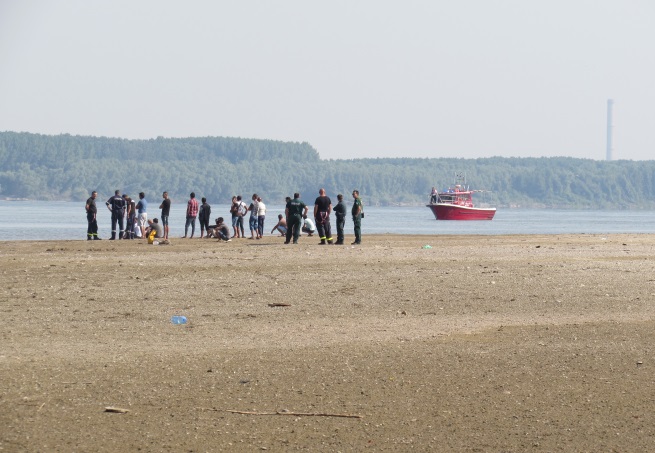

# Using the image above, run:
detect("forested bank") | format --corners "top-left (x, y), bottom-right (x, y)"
top-left (1, 131), bottom-right (654, 208)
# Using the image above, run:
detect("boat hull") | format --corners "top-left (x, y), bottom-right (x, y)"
top-left (427, 204), bottom-right (496, 220)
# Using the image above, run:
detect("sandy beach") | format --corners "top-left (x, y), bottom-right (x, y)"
top-left (2, 233), bottom-right (655, 452)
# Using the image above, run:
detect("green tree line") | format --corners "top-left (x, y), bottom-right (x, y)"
top-left (1, 131), bottom-right (654, 208)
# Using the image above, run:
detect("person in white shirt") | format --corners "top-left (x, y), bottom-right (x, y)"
top-left (301, 216), bottom-right (316, 236)
top-left (236, 195), bottom-right (247, 238)
top-left (256, 196), bottom-right (266, 239)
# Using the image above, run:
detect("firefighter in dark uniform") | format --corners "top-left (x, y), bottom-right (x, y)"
top-left (106, 189), bottom-right (127, 240)
top-left (314, 188), bottom-right (333, 245)
top-left (284, 192), bottom-right (308, 244)
top-left (85, 191), bottom-right (101, 240)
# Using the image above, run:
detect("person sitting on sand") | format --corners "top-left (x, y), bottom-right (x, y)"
top-left (145, 218), bottom-right (164, 239)
top-left (270, 214), bottom-right (287, 236)
top-left (208, 217), bottom-right (231, 242)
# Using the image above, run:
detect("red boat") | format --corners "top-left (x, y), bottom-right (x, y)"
top-left (427, 178), bottom-right (496, 220)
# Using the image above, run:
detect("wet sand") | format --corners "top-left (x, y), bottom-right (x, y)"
top-left (2, 234), bottom-right (655, 451)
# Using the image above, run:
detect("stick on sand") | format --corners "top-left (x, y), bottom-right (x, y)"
top-left (227, 409), bottom-right (362, 419)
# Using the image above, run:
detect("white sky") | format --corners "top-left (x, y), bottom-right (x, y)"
top-left (1, 0), bottom-right (653, 160)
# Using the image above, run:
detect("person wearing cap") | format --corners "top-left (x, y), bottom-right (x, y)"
top-left (351, 189), bottom-right (363, 245)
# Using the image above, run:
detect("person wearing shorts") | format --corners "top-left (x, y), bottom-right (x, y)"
top-left (270, 214), bottom-right (287, 236)
top-left (159, 191), bottom-right (171, 239)
top-left (230, 196), bottom-right (240, 238)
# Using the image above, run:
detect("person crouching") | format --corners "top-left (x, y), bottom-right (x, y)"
top-left (208, 217), bottom-right (231, 242)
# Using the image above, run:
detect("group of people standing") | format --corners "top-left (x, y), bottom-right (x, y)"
top-left (85, 188), bottom-right (364, 245)
top-left (228, 194), bottom-right (267, 239)
top-left (278, 188), bottom-right (363, 245)
top-left (85, 190), bottom-right (171, 241)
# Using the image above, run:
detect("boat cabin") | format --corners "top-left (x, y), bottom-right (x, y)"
top-left (436, 189), bottom-right (474, 207)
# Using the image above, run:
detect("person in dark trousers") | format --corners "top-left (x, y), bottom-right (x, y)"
top-left (285, 192), bottom-right (308, 244)
top-left (198, 197), bottom-right (211, 238)
top-left (314, 188), bottom-right (333, 245)
top-left (208, 217), bottom-right (231, 241)
top-left (106, 190), bottom-right (127, 240)
top-left (351, 189), bottom-right (363, 245)
top-left (123, 193), bottom-right (134, 239)
top-left (256, 196), bottom-right (266, 239)
top-left (183, 192), bottom-right (199, 238)
top-left (236, 195), bottom-right (247, 238)
top-left (247, 193), bottom-right (259, 240)
top-left (333, 193), bottom-right (347, 245)
top-left (284, 196), bottom-right (292, 236)
top-left (85, 191), bottom-right (101, 240)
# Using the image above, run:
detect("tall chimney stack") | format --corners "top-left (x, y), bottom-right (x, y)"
top-left (606, 99), bottom-right (614, 161)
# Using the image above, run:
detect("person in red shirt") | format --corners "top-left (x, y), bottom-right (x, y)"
top-left (182, 192), bottom-right (199, 238)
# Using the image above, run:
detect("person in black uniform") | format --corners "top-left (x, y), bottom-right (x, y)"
top-left (85, 191), bottom-right (101, 240)
top-left (351, 189), bottom-right (363, 245)
top-left (285, 192), bottom-right (308, 244)
top-left (199, 197), bottom-right (211, 238)
top-left (106, 190), bottom-right (127, 240)
top-left (314, 188), bottom-right (333, 245)
top-left (333, 193), bottom-right (347, 245)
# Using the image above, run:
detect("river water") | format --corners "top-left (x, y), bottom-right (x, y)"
top-left (1, 201), bottom-right (655, 241)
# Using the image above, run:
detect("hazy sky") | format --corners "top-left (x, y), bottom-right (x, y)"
top-left (1, 1), bottom-right (653, 160)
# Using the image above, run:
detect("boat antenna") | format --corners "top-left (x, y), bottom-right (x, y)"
top-left (454, 172), bottom-right (467, 190)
